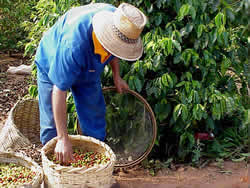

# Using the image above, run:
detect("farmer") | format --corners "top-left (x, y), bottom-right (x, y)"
top-left (35, 3), bottom-right (147, 163)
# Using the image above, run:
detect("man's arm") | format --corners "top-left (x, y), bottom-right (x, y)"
top-left (52, 85), bottom-right (73, 164)
top-left (109, 57), bottom-right (129, 93)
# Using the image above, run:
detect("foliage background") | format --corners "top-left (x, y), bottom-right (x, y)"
top-left (1, 0), bottom-right (249, 164)
top-left (0, 0), bottom-right (36, 54)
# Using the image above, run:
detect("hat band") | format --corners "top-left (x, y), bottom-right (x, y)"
top-left (112, 25), bottom-right (138, 44)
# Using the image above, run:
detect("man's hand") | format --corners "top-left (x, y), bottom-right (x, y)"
top-left (114, 76), bottom-right (129, 93)
top-left (54, 137), bottom-right (73, 164)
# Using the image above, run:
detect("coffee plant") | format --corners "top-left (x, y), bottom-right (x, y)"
top-left (0, 0), bottom-right (36, 55)
top-left (99, 0), bottom-right (250, 163)
top-left (24, 0), bottom-right (249, 163)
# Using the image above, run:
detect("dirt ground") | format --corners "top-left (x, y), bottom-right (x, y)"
top-left (0, 52), bottom-right (249, 188)
top-left (113, 161), bottom-right (249, 188)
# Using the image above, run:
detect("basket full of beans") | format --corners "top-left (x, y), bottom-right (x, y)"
top-left (41, 135), bottom-right (116, 188)
top-left (0, 152), bottom-right (43, 188)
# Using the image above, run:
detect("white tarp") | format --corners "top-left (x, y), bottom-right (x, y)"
top-left (7, 65), bottom-right (32, 75)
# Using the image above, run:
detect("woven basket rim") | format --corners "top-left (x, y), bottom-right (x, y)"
top-left (9, 98), bottom-right (40, 145)
top-left (0, 98), bottom-right (41, 152)
top-left (11, 98), bottom-right (38, 127)
top-left (41, 135), bottom-right (116, 173)
top-left (0, 151), bottom-right (43, 186)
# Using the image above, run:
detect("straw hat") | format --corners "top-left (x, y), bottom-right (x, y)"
top-left (92, 3), bottom-right (147, 61)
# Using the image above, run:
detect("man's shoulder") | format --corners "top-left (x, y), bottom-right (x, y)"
top-left (64, 3), bottom-right (115, 31)
top-left (64, 3), bottom-right (116, 47)
top-left (72, 3), bottom-right (116, 14)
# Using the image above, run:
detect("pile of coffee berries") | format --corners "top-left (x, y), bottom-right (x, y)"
top-left (0, 163), bottom-right (36, 187)
top-left (48, 148), bottom-right (110, 168)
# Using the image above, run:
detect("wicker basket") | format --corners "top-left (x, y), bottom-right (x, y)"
top-left (0, 99), bottom-right (41, 151)
top-left (0, 152), bottom-right (43, 188)
top-left (42, 135), bottom-right (116, 188)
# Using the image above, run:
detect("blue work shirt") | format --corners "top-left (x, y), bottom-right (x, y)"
top-left (35, 3), bottom-right (116, 90)
top-left (35, 3), bottom-right (116, 143)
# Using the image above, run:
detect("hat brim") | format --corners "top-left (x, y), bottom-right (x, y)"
top-left (92, 11), bottom-right (143, 61)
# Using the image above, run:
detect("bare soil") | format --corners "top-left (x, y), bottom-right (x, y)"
top-left (0, 52), bottom-right (249, 188)
top-left (113, 161), bottom-right (249, 188)
top-left (0, 52), bottom-right (31, 127)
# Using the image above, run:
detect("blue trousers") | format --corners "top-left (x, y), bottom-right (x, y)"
top-left (37, 66), bottom-right (106, 145)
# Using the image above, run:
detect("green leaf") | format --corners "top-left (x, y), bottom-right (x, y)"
top-left (221, 60), bottom-right (229, 76)
top-left (192, 104), bottom-right (204, 120)
top-left (189, 6), bottom-right (196, 20)
top-left (210, 29), bottom-right (217, 44)
top-left (212, 103), bottom-right (221, 120)
top-left (128, 76), bottom-right (135, 90)
top-left (167, 74), bottom-right (174, 88)
top-left (220, 98), bottom-right (226, 114)
top-left (173, 104), bottom-right (182, 121)
top-left (153, 54), bottom-right (162, 70)
top-left (231, 157), bottom-right (245, 162)
top-left (73, 117), bottom-right (78, 132)
top-left (206, 117), bottom-right (215, 130)
top-left (181, 104), bottom-right (188, 121)
top-left (148, 4), bottom-right (153, 13)
top-left (42, 14), bottom-right (49, 26)
top-left (179, 132), bottom-right (188, 147)
top-left (197, 24), bottom-right (205, 38)
top-left (168, 38), bottom-right (173, 55)
top-left (201, 34), bottom-right (209, 49)
top-left (185, 72), bottom-right (192, 81)
top-left (193, 90), bottom-right (200, 103)
top-left (174, 53), bottom-right (182, 64)
top-left (180, 132), bottom-right (195, 149)
top-left (188, 90), bottom-right (193, 103)
top-left (155, 139), bottom-right (159, 146)
top-left (161, 73), bottom-right (168, 87)
top-left (173, 30), bottom-right (182, 43)
top-left (146, 41), bottom-right (155, 50)
top-left (177, 4), bottom-right (190, 21)
top-left (240, 153), bottom-right (250, 157)
top-left (215, 12), bottom-right (225, 28)
top-left (155, 13), bottom-right (163, 26)
top-left (222, 31), bottom-right (229, 46)
top-left (186, 23), bottom-right (194, 33)
top-left (185, 82), bottom-right (191, 93)
top-left (134, 77), bottom-right (142, 92)
top-left (185, 123), bottom-right (191, 129)
top-left (176, 81), bottom-right (185, 87)
top-left (160, 38), bottom-right (169, 56)
top-left (28, 85), bottom-right (38, 98)
top-left (155, 103), bottom-right (172, 122)
top-left (173, 40), bottom-right (181, 52)
top-left (67, 103), bottom-right (75, 113)
top-left (182, 49), bottom-right (192, 66)
top-left (192, 80), bottom-right (200, 89)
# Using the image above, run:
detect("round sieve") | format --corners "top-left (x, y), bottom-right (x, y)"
top-left (102, 87), bottom-right (157, 168)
